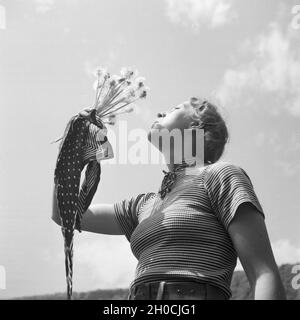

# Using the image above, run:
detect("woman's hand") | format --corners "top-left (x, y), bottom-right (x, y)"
top-left (228, 202), bottom-right (286, 300)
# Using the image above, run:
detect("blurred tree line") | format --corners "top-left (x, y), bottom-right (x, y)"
top-left (14, 264), bottom-right (299, 300)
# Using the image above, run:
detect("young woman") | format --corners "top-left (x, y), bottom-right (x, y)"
top-left (52, 97), bottom-right (286, 300)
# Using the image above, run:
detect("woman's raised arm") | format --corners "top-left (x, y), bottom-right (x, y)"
top-left (51, 183), bottom-right (124, 235)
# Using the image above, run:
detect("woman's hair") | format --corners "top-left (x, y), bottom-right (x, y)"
top-left (190, 97), bottom-right (229, 165)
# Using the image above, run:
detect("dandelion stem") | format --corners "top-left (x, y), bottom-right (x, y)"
top-left (100, 101), bottom-right (132, 118)
top-left (98, 99), bottom-right (124, 117)
top-left (96, 77), bottom-right (109, 110)
top-left (99, 88), bottom-right (124, 113)
top-left (93, 76), bottom-right (101, 108)
top-left (98, 84), bottom-right (115, 111)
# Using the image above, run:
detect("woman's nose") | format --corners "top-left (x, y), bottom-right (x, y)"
top-left (157, 112), bottom-right (166, 118)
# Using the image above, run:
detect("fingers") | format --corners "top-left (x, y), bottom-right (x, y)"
top-left (79, 107), bottom-right (93, 118)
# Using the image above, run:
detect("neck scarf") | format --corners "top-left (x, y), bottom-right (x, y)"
top-left (158, 160), bottom-right (196, 199)
top-left (54, 109), bottom-right (113, 300)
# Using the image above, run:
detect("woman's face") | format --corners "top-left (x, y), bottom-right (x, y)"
top-left (149, 98), bottom-right (200, 134)
top-left (147, 97), bottom-right (204, 161)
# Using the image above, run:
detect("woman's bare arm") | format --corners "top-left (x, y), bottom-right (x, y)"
top-left (51, 184), bottom-right (124, 235)
top-left (228, 202), bottom-right (286, 300)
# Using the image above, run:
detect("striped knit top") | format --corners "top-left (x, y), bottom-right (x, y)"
top-left (113, 162), bottom-right (265, 299)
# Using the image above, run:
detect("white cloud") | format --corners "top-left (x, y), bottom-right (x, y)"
top-left (272, 239), bottom-right (300, 265)
top-left (34, 0), bottom-right (55, 14)
top-left (165, 0), bottom-right (235, 29)
top-left (72, 236), bottom-right (137, 291)
top-left (217, 23), bottom-right (300, 116)
top-left (235, 239), bottom-right (300, 271)
top-left (0, 5), bottom-right (6, 30)
top-left (32, 0), bottom-right (78, 14)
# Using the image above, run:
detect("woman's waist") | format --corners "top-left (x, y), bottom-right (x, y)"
top-left (129, 277), bottom-right (229, 300)
top-left (130, 272), bottom-right (232, 299)
top-left (135, 255), bottom-right (236, 276)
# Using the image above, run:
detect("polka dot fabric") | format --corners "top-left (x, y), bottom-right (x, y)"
top-left (54, 109), bottom-right (113, 300)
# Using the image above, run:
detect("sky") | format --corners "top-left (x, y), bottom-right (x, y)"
top-left (0, 0), bottom-right (300, 298)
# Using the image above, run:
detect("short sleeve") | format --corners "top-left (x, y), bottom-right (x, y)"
top-left (204, 162), bottom-right (265, 230)
top-left (113, 192), bottom-right (155, 242)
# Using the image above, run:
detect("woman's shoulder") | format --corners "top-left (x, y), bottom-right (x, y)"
top-left (205, 161), bottom-right (242, 173)
top-left (204, 161), bottom-right (247, 182)
top-left (189, 161), bottom-right (241, 177)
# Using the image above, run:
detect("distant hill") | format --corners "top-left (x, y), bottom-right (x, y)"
top-left (230, 264), bottom-right (300, 300)
top-left (13, 264), bottom-right (300, 300)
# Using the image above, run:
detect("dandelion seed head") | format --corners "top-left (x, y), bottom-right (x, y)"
top-left (109, 78), bottom-right (117, 87)
top-left (134, 77), bottom-right (146, 88)
top-left (89, 66), bottom-right (148, 119)
top-left (120, 67), bottom-right (137, 79)
top-left (93, 66), bottom-right (106, 78)
top-left (140, 90), bottom-right (147, 99)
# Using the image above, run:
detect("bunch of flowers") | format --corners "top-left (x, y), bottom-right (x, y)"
top-left (91, 66), bottom-right (149, 125)
top-left (52, 66), bottom-right (148, 300)
top-left (51, 67), bottom-right (148, 144)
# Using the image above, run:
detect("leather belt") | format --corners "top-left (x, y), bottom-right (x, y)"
top-left (128, 280), bottom-right (227, 300)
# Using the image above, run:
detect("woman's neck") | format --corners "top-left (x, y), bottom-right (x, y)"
top-left (166, 158), bottom-right (203, 172)
top-left (163, 133), bottom-right (205, 172)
